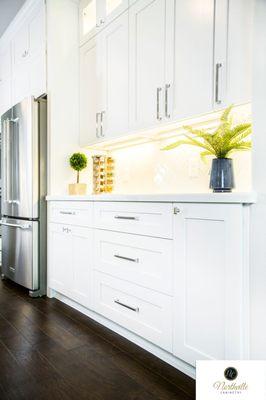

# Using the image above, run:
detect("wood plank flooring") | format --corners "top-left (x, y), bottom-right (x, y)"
top-left (0, 279), bottom-right (195, 400)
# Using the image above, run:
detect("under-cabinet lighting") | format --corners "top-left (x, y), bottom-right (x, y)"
top-left (82, 103), bottom-right (251, 152)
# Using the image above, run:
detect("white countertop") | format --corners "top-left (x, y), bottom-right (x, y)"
top-left (46, 192), bottom-right (257, 204)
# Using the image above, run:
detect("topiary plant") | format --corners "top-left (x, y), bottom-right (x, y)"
top-left (69, 153), bottom-right (88, 183)
top-left (162, 105), bottom-right (252, 160)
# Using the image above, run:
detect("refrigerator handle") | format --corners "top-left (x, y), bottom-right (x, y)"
top-left (1, 221), bottom-right (31, 230)
top-left (2, 119), bottom-right (12, 204)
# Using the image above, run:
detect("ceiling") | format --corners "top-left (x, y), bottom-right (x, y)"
top-left (0, 0), bottom-right (26, 37)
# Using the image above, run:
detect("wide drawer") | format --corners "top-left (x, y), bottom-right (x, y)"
top-left (94, 230), bottom-right (173, 295)
top-left (49, 201), bottom-right (93, 227)
top-left (93, 202), bottom-right (173, 238)
top-left (93, 272), bottom-right (173, 352)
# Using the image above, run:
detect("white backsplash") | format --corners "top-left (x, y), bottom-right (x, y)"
top-left (81, 104), bottom-right (252, 194)
top-left (110, 142), bottom-right (251, 194)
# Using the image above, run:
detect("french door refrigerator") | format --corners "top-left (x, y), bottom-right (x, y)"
top-left (1, 96), bottom-right (47, 297)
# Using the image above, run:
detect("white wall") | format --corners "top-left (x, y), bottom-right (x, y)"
top-left (46, 0), bottom-right (80, 195)
top-left (250, 0), bottom-right (266, 359)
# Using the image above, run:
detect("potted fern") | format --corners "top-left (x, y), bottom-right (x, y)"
top-left (163, 106), bottom-right (252, 192)
top-left (69, 152), bottom-right (88, 195)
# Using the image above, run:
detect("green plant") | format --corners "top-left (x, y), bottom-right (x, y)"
top-left (162, 105), bottom-right (252, 160)
top-left (69, 153), bottom-right (88, 183)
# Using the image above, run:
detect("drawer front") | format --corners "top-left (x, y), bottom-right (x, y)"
top-left (94, 230), bottom-right (173, 295)
top-left (93, 202), bottom-right (173, 238)
top-left (49, 201), bottom-right (93, 227)
top-left (93, 272), bottom-right (173, 352)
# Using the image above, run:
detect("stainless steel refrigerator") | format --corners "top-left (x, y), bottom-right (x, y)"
top-left (1, 96), bottom-right (47, 297)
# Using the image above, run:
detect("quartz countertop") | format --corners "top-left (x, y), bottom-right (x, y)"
top-left (46, 192), bottom-right (257, 204)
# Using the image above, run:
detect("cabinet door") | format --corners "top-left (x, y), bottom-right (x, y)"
top-left (12, 24), bottom-right (29, 72)
top-left (173, 203), bottom-right (245, 366)
top-left (28, 0), bottom-right (46, 97)
top-left (79, 37), bottom-right (101, 146)
top-left (12, 62), bottom-right (30, 105)
top-left (0, 45), bottom-right (12, 81)
top-left (100, 10), bottom-right (129, 139)
top-left (71, 226), bottom-right (93, 308)
top-left (48, 223), bottom-right (73, 298)
top-left (129, 0), bottom-right (173, 130)
top-left (171, 0), bottom-right (214, 120)
top-left (0, 78), bottom-right (12, 117)
top-left (48, 223), bottom-right (92, 308)
top-left (226, 0), bottom-right (253, 105)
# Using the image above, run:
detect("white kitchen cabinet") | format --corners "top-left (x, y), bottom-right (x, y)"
top-left (79, 0), bottom-right (128, 45)
top-left (79, 36), bottom-right (101, 146)
top-left (48, 223), bottom-right (93, 308)
top-left (170, 0), bottom-right (215, 120)
top-left (0, 45), bottom-right (12, 116)
top-left (99, 10), bottom-right (129, 139)
top-left (226, 0), bottom-right (253, 105)
top-left (129, 0), bottom-right (173, 130)
top-left (12, 0), bottom-right (46, 104)
top-left (173, 203), bottom-right (246, 366)
top-left (79, 10), bottom-right (129, 145)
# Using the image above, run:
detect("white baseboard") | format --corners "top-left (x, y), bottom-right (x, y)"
top-left (52, 289), bottom-right (195, 379)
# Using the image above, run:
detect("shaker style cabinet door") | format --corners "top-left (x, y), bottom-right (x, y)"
top-left (226, 0), bottom-right (253, 105)
top-left (79, 37), bottom-right (101, 146)
top-left (99, 10), bottom-right (129, 139)
top-left (129, 0), bottom-right (174, 130)
top-left (12, 0), bottom-right (46, 105)
top-left (48, 223), bottom-right (73, 298)
top-left (170, 0), bottom-right (214, 120)
top-left (48, 223), bottom-right (93, 308)
top-left (173, 203), bottom-right (246, 366)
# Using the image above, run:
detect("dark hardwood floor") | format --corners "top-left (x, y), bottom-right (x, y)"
top-left (0, 279), bottom-right (195, 400)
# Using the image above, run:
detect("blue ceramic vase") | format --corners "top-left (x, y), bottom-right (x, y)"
top-left (210, 158), bottom-right (235, 193)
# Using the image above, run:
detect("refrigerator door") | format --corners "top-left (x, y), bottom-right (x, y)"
top-left (1, 97), bottom-right (39, 219)
top-left (1, 218), bottom-right (39, 290)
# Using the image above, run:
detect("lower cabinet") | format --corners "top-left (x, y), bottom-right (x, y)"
top-left (173, 203), bottom-right (246, 366)
top-left (48, 223), bottom-right (93, 308)
top-left (47, 200), bottom-right (249, 372)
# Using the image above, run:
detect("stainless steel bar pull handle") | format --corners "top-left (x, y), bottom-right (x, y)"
top-left (1, 221), bottom-right (30, 230)
top-left (100, 111), bottom-right (105, 137)
top-left (114, 299), bottom-right (139, 313)
top-left (156, 87), bottom-right (162, 121)
top-left (96, 112), bottom-right (101, 138)
top-left (165, 84), bottom-right (171, 118)
top-left (215, 63), bottom-right (222, 104)
top-left (114, 215), bottom-right (139, 221)
top-left (114, 254), bottom-right (139, 263)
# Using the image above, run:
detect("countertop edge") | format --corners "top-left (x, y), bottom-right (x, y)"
top-left (45, 192), bottom-right (257, 204)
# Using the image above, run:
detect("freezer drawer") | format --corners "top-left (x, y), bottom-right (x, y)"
top-left (2, 218), bottom-right (39, 290)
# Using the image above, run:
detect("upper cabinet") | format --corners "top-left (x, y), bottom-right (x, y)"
top-left (79, 9), bottom-right (129, 145)
top-left (0, 0), bottom-right (46, 116)
top-left (171, 0), bottom-right (214, 120)
top-left (12, 0), bottom-right (46, 105)
top-left (129, 0), bottom-right (173, 130)
top-left (0, 44), bottom-right (12, 116)
top-left (79, 0), bottom-right (253, 146)
top-left (79, 0), bottom-right (128, 45)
